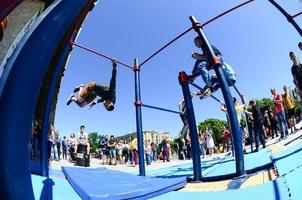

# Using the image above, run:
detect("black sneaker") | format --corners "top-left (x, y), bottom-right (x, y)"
top-left (73, 84), bottom-right (84, 93)
top-left (66, 94), bottom-right (74, 105)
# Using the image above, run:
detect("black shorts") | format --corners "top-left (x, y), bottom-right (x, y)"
top-left (287, 108), bottom-right (295, 118)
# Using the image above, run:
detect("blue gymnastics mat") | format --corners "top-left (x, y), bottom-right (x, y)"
top-left (32, 175), bottom-right (81, 200)
top-left (62, 167), bottom-right (187, 200)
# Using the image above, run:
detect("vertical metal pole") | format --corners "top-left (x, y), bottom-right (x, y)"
top-left (134, 58), bottom-right (145, 176)
top-left (179, 71), bottom-right (202, 182)
top-left (268, 0), bottom-right (302, 37)
top-left (189, 16), bottom-right (245, 176)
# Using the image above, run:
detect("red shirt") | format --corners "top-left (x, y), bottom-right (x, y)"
top-left (273, 93), bottom-right (284, 113)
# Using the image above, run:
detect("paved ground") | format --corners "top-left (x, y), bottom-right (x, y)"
top-left (51, 123), bottom-right (302, 171)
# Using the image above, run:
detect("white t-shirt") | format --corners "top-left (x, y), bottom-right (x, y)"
top-left (78, 132), bottom-right (88, 143)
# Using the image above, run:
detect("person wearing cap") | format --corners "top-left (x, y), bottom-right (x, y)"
top-left (66, 60), bottom-right (117, 111)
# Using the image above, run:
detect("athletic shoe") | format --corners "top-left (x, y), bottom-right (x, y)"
top-left (66, 94), bottom-right (74, 105)
top-left (73, 84), bottom-right (84, 93)
top-left (199, 87), bottom-right (212, 99)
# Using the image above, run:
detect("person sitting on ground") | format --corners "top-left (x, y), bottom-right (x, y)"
top-left (66, 60), bottom-right (117, 111)
top-left (76, 125), bottom-right (90, 155)
top-left (191, 36), bottom-right (236, 98)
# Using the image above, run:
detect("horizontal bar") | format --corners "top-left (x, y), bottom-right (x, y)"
top-left (141, 104), bottom-right (181, 115)
top-left (292, 11), bottom-right (302, 18)
top-left (202, 0), bottom-right (255, 27)
top-left (70, 41), bottom-right (133, 70)
top-left (139, 27), bottom-right (194, 67)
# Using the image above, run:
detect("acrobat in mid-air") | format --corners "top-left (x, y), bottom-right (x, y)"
top-left (66, 60), bottom-right (117, 111)
top-left (191, 36), bottom-right (237, 99)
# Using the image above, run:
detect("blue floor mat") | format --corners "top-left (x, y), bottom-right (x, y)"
top-left (272, 142), bottom-right (302, 176)
top-left (62, 167), bottom-right (187, 200)
top-left (32, 175), bottom-right (81, 200)
top-left (147, 149), bottom-right (271, 179)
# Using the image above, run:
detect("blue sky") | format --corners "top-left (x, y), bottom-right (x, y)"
top-left (54, 0), bottom-right (302, 138)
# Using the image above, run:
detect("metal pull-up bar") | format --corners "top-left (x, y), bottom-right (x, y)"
top-left (69, 41), bottom-right (134, 69)
top-left (139, 0), bottom-right (255, 68)
top-left (268, 0), bottom-right (302, 37)
top-left (141, 104), bottom-right (181, 115)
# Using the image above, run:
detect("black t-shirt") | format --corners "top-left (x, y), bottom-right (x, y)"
top-left (291, 64), bottom-right (302, 89)
top-left (251, 105), bottom-right (263, 125)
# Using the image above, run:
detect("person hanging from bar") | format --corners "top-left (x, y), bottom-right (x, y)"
top-left (66, 59), bottom-right (117, 111)
top-left (191, 36), bottom-right (237, 99)
top-left (178, 99), bottom-right (189, 139)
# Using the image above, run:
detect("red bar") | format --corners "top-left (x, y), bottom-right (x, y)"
top-left (139, 27), bottom-right (194, 67)
top-left (70, 41), bottom-right (133, 70)
top-left (202, 0), bottom-right (255, 27)
top-left (292, 11), bottom-right (302, 18)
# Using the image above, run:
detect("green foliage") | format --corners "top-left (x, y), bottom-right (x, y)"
top-left (169, 138), bottom-right (179, 155)
top-left (198, 118), bottom-right (227, 145)
top-left (256, 98), bottom-right (274, 109)
top-left (88, 132), bottom-right (103, 153)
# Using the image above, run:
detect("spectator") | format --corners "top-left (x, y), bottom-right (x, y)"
top-left (116, 141), bottom-right (123, 164)
top-left (100, 135), bottom-right (109, 165)
top-left (122, 140), bottom-right (129, 164)
top-left (283, 85), bottom-right (297, 134)
top-left (221, 126), bottom-right (231, 153)
top-left (62, 136), bottom-right (68, 160)
top-left (184, 135), bottom-right (191, 159)
top-left (245, 99), bottom-right (266, 152)
top-left (267, 107), bottom-right (279, 138)
top-left (151, 141), bottom-right (157, 162)
top-left (108, 136), bottom-right (116, 165)
top-left (144, 140), bottom-right (152, 165)
top-left (205, 127), bottom-right (215, 157)
top-left (76, 125), bottom-right (90, 155)
top-left (68, 133), bottom-right (77, 162)
top-left (162, 137), bottom-right (170, 162)
top-left (198, 130), bottom-right (206, 158)
top-left (177, 137), bottom-right (186, 160)
top-left (289, 51), bottom-right (302, 108)
top-left (271, 88), bottom-right (289, 139)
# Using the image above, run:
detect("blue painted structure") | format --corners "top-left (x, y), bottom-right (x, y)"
top-left (0, 0), bottom-right (95, 199)
top-left (184, 16), bottom-right (245, 176)
top-left (268, 0), bottom-right (302, 37)
top-left (134, 59), bottom-right (146, 176)
top-left (178, 71), bottom-right (202, 181)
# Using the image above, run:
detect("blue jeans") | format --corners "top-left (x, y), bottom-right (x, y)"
top-left (51, 144), bottom-right (58, 160)
top-left (145, 153), bottom-right (151, 165)
top-left (151, 151), bottom-right (157, 161)
top-left (193, 60), bottom-right (236, 88)
top-left (277, 111), bottom-right (289, 138)
top-left (109, 149), bottom-right (116, 158)
top-left (254, 122), bottom-right (266, 150)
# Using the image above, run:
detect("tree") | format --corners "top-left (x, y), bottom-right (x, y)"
top-left (198, 118), bottom-right (227, 145)
top-left (88, 132), bottom-right (101, 153)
